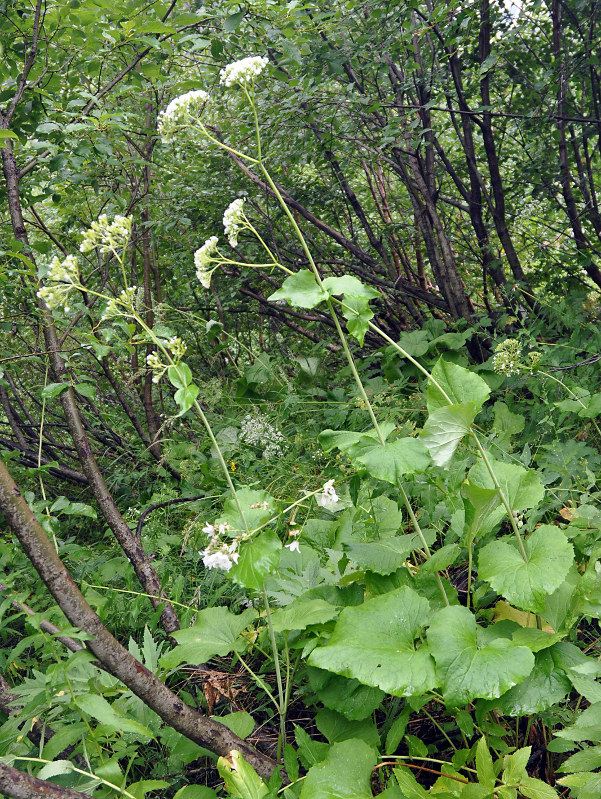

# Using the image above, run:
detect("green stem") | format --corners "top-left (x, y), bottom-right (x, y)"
top-left (263, 585), bottom-right (286, 763)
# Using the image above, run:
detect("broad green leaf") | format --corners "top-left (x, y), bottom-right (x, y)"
top-left (502, 746), bottom-right (531, 785)
top-left (268, 269), bottom-right (328, 309)
top-left (466, 458), bottom-right (544, 512)
top-left (218, 750), bottom-right (269, 798)
top-left (223, 10), bottom-right (245, 31)
top-left (168, 363), bottom-right (193, 389)
top-left (0, 130), bottom-right (18, 140)
top-left (309, 587), bottom-right (436, 696)
top-left (220, 488), bottom-right (275, 531)
top-left (211, 711), bottom-right (254, 739)
top-left (493, 645), bottom-right (572, 715)
top-left (127, 780), bottom-right (170, 799)
top-left (315, 708), bottom-right (380, 749)
top-left (42, 723), bottom-right (87, 761)
top-left (299, 739), bottom-right (377, 799)
top-left (322, 275), bottom-right (380, 300)
top-left (75, 382), bottom-right (96, 399)
top-left (159, 607), bottom-right (256, 669)
top-left (557, 773), bottom-right (601, 799)
top-left (344, 537), bottom-right (417, 575)
top-left (318, 422), bottom-right (395, 460)
top-left (270, 597), bottom-right (339, 631)
top-left (41, 382), bottom-right (69, 398)
top-left (295, 724), bottom-right (330, 769)
top-left (356, 437), bottom-right (430, 483)
top-left (476, 737), bottom-right (495, 791)
top-left (518, 777), bottom-right (557, 799)
top-left (427, 359), bottom-right (490, 413)
top-left (174, 384), bottom-right (199, 415)
top-left (74, 694), bottom-right (154, 738)
top-left (427, 606), bottom-right (534, 706)
top-left (228, 530), bottom-right (282, 590)
top-left (421, 543), bottom-right (461, 574)
top-left (478, 526), bottom-right (574, 612)
top-left (421, 403), bottom-right (478, 467)
top-left (307, 669), bottom-right (385, 720)
top-left (462, 483), bottom-right (505, 544)
top-left (343, 297), bottom-right (374, 345)
top-left (385, 708), bottom-right (410, 755)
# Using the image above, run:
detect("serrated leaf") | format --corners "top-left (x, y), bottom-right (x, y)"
top-left (421, 403), bottom-right (478, 467)
top-left (502, 746), bottom-right (531, 785)
top-left (309, 587), bottom-right (436, 697)
top-left (427, 359), bottom-right (490, 414)
top-left (555, 702), bottom-right (601, 742)
top-left (494, 645), bottom-right (572, 715)
top-left (476, 737), bottom-right (495, 791)
top-left (421, 543), bottom-right (461, 574)
top-left (174, 384), bottom-right (199, 415)
top-left (356, 437), bottom-right (430, 483)
top-left (37, 760), bottom-right (74, 780)
top-left (427, 606), bottom-right (534, 706)
top-left (168, 363), bottom-right (193, 389)
top-left (558, 746), bottom-right (601, 773)
top-left (159, 607), bottom-right (256, 669)
top-left (75, 382), bottom-right (96, 399)
top-left (74, 694), bottom-right (154, 738)
top-left (322, 275), bottom-right (380, 300)
top-left (518, 777), bottom-right (557, 798)
top-left (299, 739), bottom-right (377, 799)
top-left (268, 269), bottom-right (328, 309)
top-left (478, 526), bottom-right (574, 612)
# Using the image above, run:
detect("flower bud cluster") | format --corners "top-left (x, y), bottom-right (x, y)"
top-left (80, 214), bottom-right (132, 254)
top-left (194, 236), bottom-right (219, 289)
top-left (167, 336), bottom-right (187, 361)
top-left (219, 56), bottom-right (269, 88)
top-left (157, 90), bottom-right (210, 142)
top-left (492, 338), bottom-right (522, 376)
top-left (101, 285), bottom-right (137, 321)
top-left (223, 198), bottom-right (245, 247)
top-left (37, 255), bottom-right (80, 313)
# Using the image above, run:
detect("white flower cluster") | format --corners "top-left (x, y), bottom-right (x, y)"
top-left (157, 90), bottom-right (210, 142)
top-left (194, 236), bottom-right (219, 289)
top-left (223, 198), bottom-right (245, 247)
top-left (317, 479), bottom-right (339, 508)
top-left (101, 285), bottom-right (137, 321)
top-left (240, 412), bottom-right (287, 460)
top-left (146, 336), bottom-right (187, 383)
top-left (200, 521), bottom-right (240, 571)
top-left (492, 338), bottom-right (522, 376)
top-left (80, 214), bottom-right (132, 254)
top-left (146, 351), bottom-right (164, 383)
top-left (167, 335), bottom-right (187, 361)
top-left (37, 255), bottom-right (80, 313)
top-left (219, 56), bottom-right (269, 88)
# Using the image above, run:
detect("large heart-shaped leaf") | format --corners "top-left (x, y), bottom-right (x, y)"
top-left (228, 530), bottom-right (282, 590)
top-left (466, 457), bottom-right (544, 512)
top-left (160, 606), bottom-right (256, 669)
top-left (427, 359), bottom-right (490, 413)
top-left (299, 739), bottom-right (377, 799)
top-left (492, 645), bottom-right (573, 715)
top-left (421, 403), bottom-right (478, 467)
top-left (344, 537), bottom-right (418, 575)
top-left (356, 438), bottom-right (430, 483)
top-left (478, 525), bottom-right (574, 612)
top-left (427, 605), bottom-right (534, 706)
top-left (308, 586), bottom-right (436, 697)
top-left (268, 269), bottom-right (328, 309)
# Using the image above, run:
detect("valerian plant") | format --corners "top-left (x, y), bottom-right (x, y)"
top-left (11, 54), bottom-right (601, 799)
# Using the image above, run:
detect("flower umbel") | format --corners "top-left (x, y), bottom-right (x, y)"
top-left (158, 90), bottom-right (210, 142)
top-left (223, 198), bottom-right (245, 247)
top-left (200, 522), bottom-right (240, 572)
top-left (492, 339), bottom-right (522, 376)
top-left (219, 56), bottom-right (269, 88)
top-left (80, 214), bottom-right (132, 254)
top-left (194, 236), bottom-right (219, 288)
top-left (240, 412), bottom-right (287, 460)
top-left (101, 286), bottom-right (137, 321)
top-left (317, 479), bottom-right (339, 508)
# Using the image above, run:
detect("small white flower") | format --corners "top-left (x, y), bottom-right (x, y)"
top-left (492, 338), bottom-right (522, 376)
top-left (220, 56), bottom-right (269, 88)
top-left (223, 198), bottom-right (245, 247)
top-left (101, 285), bottom-right (137, 321)
top-left (285, 540), bottom-right (301, 553)
top-left (202, 550), bottom-right (235, 571)
top-left (202, 522), bottom-right (215, 535)
top-left (317, 479), bottom-right (339, 508)
top-left (194, 236), bottom-right (219, 288)
top-left (158, 90), bottom-right (210, 141)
